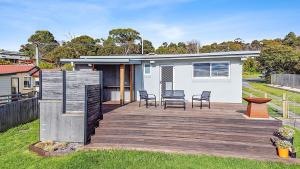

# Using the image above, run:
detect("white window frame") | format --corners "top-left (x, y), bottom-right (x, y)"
top-left (144, 63), bottom-right (151, 75)
top-left (192, 61), bottom-right (230, 79)
top-left (24, 76), bottom-right (32, 88)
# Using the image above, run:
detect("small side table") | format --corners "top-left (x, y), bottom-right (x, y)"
top-left (243, 97), bottom-right (272, 118)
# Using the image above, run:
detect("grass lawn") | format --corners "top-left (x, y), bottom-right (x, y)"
top-left (248, 82), bottom-right (300, 104)
top-left (242, 72), bottom-right (262, 79)
top-left (243, 82), bottom-right (300, 115)
top-left (1, 121), bottom-right (300, 168)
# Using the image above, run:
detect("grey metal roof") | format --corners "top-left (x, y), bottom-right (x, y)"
top-left (60, 51), bottom-right (260, 64)
top-left (0, 50), bottom-right (30, 60)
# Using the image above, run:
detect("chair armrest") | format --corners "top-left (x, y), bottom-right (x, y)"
top-left (148, 94), bottom-right (156, 97)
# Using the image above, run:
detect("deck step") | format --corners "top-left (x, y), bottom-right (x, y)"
top-left (98, 123), bottom-right (278, 135)
top-left (94, 128), bottom-right (273, 144)
top-left (90, 136), bottom-right (277, 158)
top-left (87, 142), bottom-right (277, 160)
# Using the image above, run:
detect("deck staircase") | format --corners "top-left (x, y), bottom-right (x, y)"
top-left (87, 102), bottom-right (283, 161)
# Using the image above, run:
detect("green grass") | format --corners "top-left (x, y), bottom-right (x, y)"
top-left (1, 121), bottom-right (300, 168)
top-left (243, 82), bottom-right (300, 115)
top-left (248, 82), bottom-right (300, 104)
top-left (242, 72), bottom-right (262, 79)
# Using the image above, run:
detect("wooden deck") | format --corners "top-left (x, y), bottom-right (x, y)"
top-left (86, 102), bottom-right (297, 162)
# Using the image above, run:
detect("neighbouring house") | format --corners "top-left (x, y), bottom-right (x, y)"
top-left (0, 50), bottom-right (32, 64)
top-left (60, 51), bottom-right (260, 104)
top-left (0, 65), bottom-right (40, 96)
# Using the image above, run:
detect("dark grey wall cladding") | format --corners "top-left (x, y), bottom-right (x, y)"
top-left (65, 71), bottom-right (101, 112)
top-left (41, 70), bottom-right (101, 112)
top-left (41, 71), bottom-right (63, 100)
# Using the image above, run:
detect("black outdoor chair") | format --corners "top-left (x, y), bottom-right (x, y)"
top-left (192, 91), bottom-right (211, 109)
top-left (139, 90), bottom-right (156, 108)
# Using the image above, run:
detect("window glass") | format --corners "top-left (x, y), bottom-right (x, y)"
top-left (144, 64), bottom-right (151, 75)
top-left (211, 63), bottom-right (229, 77)
top-left (193, 63), bottom-right (210, 77)
top-left (24, 77), bottom-right (31, 88)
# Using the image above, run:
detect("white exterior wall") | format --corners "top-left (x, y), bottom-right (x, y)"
top-left (0, 75), bottom-right (11, 95)
top-left (140, 57), bottom-right (242, 103)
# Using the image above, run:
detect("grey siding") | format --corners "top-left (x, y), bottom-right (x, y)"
top-left (142, 57), bottom-right (242, 103)
top-left (0, 75), bottom-right (11, 95)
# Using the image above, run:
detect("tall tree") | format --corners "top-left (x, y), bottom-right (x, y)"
top-left (20, 30), bottom-right (59, 58)
top-left (66, 35), bottom-right (97, 56)
top-left (109, 28), bottom-right (141, 55)
top-left (44, 46), bottom-right (77, 64)
top-left (283, 32), bottom-right (298, 47)
top-left (141, 40), bottom-right (155, 54)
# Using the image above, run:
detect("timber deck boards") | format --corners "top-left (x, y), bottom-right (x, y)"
top-left (86, 102), bottom-right (299, 163)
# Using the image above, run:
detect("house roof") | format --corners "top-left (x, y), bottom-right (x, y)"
top-left (0, 65), bottom-right (39, 76)
top-left (0, 50), bottom-right (30, 60)
top-left (60, 51), bottom-right (260, 64)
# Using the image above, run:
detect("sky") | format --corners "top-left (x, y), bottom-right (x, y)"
top-left (1, 0), bottom-right (300, 51)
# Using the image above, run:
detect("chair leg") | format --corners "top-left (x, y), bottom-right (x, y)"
top-left (155, 98), bottom-right (157, 107)
top-left (139, 99), bottom-right (141, 107)
top-left (209, 101), bottom-right (211, 109)
top-left (192, 99), bottom-right (193, 108)
top-left (200, 100), bottom-right (202, 109)
top-left (146, 100), bottom-right (148, 108)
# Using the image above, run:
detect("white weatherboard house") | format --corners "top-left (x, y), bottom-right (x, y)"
top-left (60, 51), bottom-right (260, 104)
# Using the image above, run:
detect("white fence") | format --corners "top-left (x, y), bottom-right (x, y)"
top-left (271, 74), bottom-right (300, 89)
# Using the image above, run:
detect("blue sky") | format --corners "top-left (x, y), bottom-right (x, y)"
top-left (1, 0), bottom-right (300, 50)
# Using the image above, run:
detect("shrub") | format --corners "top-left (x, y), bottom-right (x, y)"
top-left (62, 63), bottom-right (74, 71)
top-left (39, 61), bottom-right (55, 69)
top-left (278, 127), bottom-right (295, 139)
top-left (275, 140), bottom-right (292, 149)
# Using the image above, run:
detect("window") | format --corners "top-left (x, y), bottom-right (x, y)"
top-left (193, 62), bottom-right (229, 78)
top-left (144, 63), bottom-right (151, 75)
top-left (35, 80), bottom-right (40, 86)
top-left (24, 77), bottom-right (32, 88)
top-left (193, 63), bottom-right (210, 77)
top-left (211, 63), bottom-right (229, 77)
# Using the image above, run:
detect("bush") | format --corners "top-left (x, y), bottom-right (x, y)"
top-left (62, 63), bottom-right (74, 71)
top-left (0, 59), bottom-right (11, 65)
top-left (275, 140), bottom-right (292, 149)
top-left (39, 61), bottom-right (55, 69)
top-left (278, 127), bottom-right (295, 139)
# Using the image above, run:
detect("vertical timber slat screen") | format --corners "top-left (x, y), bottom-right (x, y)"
top-left (41, 70), bottom-right (102, 112)
top-left (0, 97), bottom-right (39, 132)
top-left (84, 85), bottom-right (102, 144)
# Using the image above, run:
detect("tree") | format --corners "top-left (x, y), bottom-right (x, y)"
top-left (44, 46), bottom-right (77, 64)
top-left (20, 30), bottom-right (59, 58)
top-left (283, 32), bottom-right (298, 47)
top-left (141, 40), bottom-right (155, 54)
top-left (186, 40), bottom-right (200, 53)
top-left (109, 28), bottom-right (141, 55)
top-left (66, 35), bottom-right (97, 56)
top-left (257, 44), bottom-right (300, 77)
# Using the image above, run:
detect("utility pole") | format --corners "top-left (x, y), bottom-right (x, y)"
top-left (141, 36), bottom-right (144, 55)
top-left (35, 43), bottom-right (39, 66)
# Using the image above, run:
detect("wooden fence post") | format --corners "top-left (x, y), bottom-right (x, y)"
top-left (250, 93), bottom-right (253, 97)
top-left (264, 92), bottom-right (268, 98)
top-left (282, 93), bottom-right (288, 118)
